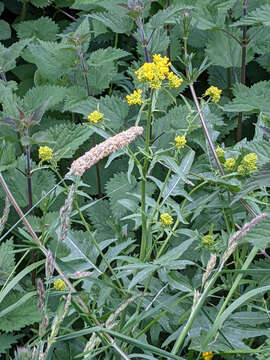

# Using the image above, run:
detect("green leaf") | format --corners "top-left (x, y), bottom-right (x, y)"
top-left (88, 47), bottom-right (130, 66)
top-left (202, 283), bottom-right (270, 350)
top-left (148, 6), bottom-right (192, 29)
top-left (14, 17), bottom-right (59, 41)
top-left (232, 5), bottom-right (270, 26)
top-left (224, 81), bottom-right (270, 115)
top-left (0, 139), bottom-right (17, 171)
top-left (0, 156), bottom-right (56, 208)
top-left (30, 0), bottom-right (51, 7)
top-left (28, 40), bottom-right (77, 80)
top-left (0, 334), bottom-right (20, 354)
top-left (105, 172), bottom-right (138, 220)
top-left (98, 95), bottom-right (129, 130)
top-left (0, 40), bottom-right (29, 73)
top-left (0, 291), bottom-right (42, 332)
top-left (206, 29), bottom-right (254, 68)
top-left (47, 122), bottom-right (94, 159)
top-left (89, 12), bottom-right (133, 34)
top-left (0, 239), bottom-right (15, 285)
top-left (0, 20), bottom-right (11, 40)
top-left (22, 85), bottom-right (67, 113)
top-left (239, 217), bottom-right (270, 248)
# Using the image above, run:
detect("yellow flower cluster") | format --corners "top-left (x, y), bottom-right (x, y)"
top-left (202, 235), bottom-right (214, 246)
top-left (160, 213), bottom-right (173, 227)
top-left (126, 89), bottom-right (143, 105)
top-left (168, 71), bottom-right (183, 88)
top-left (39, 146), bottom-right (53, 162)
top-left (202, 352), bottom-right (213, 360)
top-left (204, 86), bottom-right (222, 103)
top-left (135, 54), bottom-right (183, 89)
top-left (224, 157), bottom-right (236, 171)
top-left (174, 135), bottom-right (186, 149)
top-left (237, 153), bottom-right (258, 175)
top-left (88, 110), bottom-right (104, 124)
top-left (216, 146), bottom-right (225, 161)
top-left (53, 279), bottom-right (66, 291)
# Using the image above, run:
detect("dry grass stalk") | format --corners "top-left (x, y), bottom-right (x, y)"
top-left (69, 126), bottom-right (144, 176)
top-left (0, 196), bottom-right (10, 236)
top-left (59, 184), bottom-right (75, 242)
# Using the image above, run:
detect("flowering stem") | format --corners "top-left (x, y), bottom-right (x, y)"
top-left (26, 144), bottom-right (36, 285)
top-left (137, 17), bottom-right (150, 63)
top-left (237, 0), bottom-right (248, 142)
top-left (77, 47), bottom-right (102, 197)
top-left (140, 91), bottom-right (153, 261)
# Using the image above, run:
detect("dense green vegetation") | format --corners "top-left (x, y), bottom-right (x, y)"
top-left (0, 0), bottom-right (270, 359)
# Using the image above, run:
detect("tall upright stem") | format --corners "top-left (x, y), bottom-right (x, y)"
top-left (140, 91), bottom-right (153, 261)
top-left (237, 0), bottom-right (248, 141)
top-left (78, 47), bottom-right (102, 197)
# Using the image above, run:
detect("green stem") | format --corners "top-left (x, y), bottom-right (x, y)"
top-left (151, 168), bottom-right (172, 220)
top-left (140, 90), bottom-right (153, 261)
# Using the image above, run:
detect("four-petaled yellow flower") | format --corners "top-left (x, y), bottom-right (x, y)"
top-left (224, 157), bottom-right (236, 171)
top-left (204, 86), bottom-right (222, 103)
top-left (53, 279), bottom-right (66, 291)
top-left (134, 54), bottom-right (183, 89)
top-left (88, 110), bottom-right (104, 124)
top-left (126, 89), bottom-right (143, 105)
top-left (39, 146), bottom-right (53, 162)
top-left (202, 351), bottom-right (213, 360)
top-left (160, 213), bottom-right (173, 227)
top-left (174, 135), bottom-right (186, 149)
top-left (168, 72), bottom-right (183, 88)
top-left (237, 153), bottom-right (258, 175)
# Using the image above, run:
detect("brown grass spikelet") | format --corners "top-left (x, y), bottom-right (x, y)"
top-left (69, 126), bottom-right (144, 176)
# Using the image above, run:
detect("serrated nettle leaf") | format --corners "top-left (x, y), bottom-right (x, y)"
top-left (0, 20), bottom-right (11, 40)
top-left (0, 39), bottom-right (29, 72)
top-left (14, 17), bottom-right (59, 41)
top-left (0, 140), bottom-right (16, 171)
top-left (88, 47), bottom-right (130, 66)
top-left (224, 81), bottom-right (270, 115)
top-left (231, 5), bottom-right (270, 27)
top-left (206, 29), bottom-right (254, 68)
top-left (89, 12), bottom-right (133, 34)
top-left (148, 6), bottom-right (193, 29)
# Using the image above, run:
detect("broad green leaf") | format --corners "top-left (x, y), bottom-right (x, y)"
top-left (47, 122), bottom-right (94, 159)
top-left (0, 20), bottom-right (11, 40)
top-left (0, 140), bottom-right (16, 171)
top-left (202, 283), bottom-right (270, 350)
top-left (89, 12), bottom-right (133, 34)
top-left (0, 40), bottom-right (29, 73)
top-left (14, 17), bottom-right (59, 41)
top-left (0, 239), bottom-right (15, 284)
top-left (88, 47), bottom-right (130, 67)
top-left (232, 5), bottom-right (270, 26)
top-left (28, 40), bottom-right (77, 80)
top-left (0, 291), bottom-right (42, 332)
top-left (206, 29), bottom-right (254, 68)
top-left (224, 81), bottom-right (270, 115)
top-left (30, 0), bottom-right (51, 7)
top-left (0, 334), bottom-right (20, 354)
top-left (149, 6), bottom-right (192, 29)
top-left (22, 85), bottom-right (67, 113)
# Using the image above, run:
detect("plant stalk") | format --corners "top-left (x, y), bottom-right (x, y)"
top-left (237, 0), bottom-right (248, 141)
top-left (140, 91), bottom-right (153, 261)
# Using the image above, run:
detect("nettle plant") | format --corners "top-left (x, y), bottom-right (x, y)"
top-left (0, 0), bottom-right (270, 359)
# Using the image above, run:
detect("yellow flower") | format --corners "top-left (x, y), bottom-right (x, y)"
top-left (88, 110), bottom-right (104, 124)
top-left (224, 157), bottom-right (236, 171)
top-left (39, 146), bottom-right (53, 162)
top-left (202, 351), bottom-right (213, 360)
top-left (53, 279), bottom-right (66, 291)
top-left (202, 235), bottom-right (214, 246)
top-left (174, 135), bottom-right (186, 149)
top-left (204, 86), bottom-right (222, 103)
top-left (168, 72), bottom-right (183, 88)
top-left (126, 89), bottom-right (143, 105)
top-left (237, 153), bottom-right (258, 175)
top-left (216, 146), bottom-right (225, 161)
top-left (134, 54), bottom-right (174, 89)
top-left (160, 213), bottom-right (173, 227)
